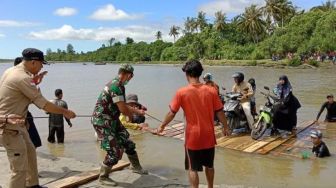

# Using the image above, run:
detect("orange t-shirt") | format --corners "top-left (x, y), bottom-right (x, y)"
top-left (169, 83), bottom-right (223, 150)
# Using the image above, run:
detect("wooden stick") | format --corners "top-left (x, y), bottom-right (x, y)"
top-left (45, 160), bottom-right (130, 188)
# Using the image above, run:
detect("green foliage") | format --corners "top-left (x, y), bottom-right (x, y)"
top-left (248, 60), bottom-right (258, 66)
top-left (45, 5), bottom-right (336, 64)
top-left (287, 57), bottom-right (302, 66)
top-left (160, 46), bottom-right (188, 61)
top-left (307, 59), bottom-right (319, 67)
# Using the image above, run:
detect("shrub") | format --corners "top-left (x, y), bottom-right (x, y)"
top-left (287, 57), bottom-right (302, 67)
top-left (307, 59), bottom-right (319, 67)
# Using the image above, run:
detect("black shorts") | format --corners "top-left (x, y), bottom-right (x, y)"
top-left (185, 147), bottom-right (215, 171)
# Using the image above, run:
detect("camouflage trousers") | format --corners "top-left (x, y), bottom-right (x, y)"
top-left (93, 124), bottom-right (136, 167)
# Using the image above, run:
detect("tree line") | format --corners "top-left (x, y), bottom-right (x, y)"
top-left (45, 0), bottom-right (336, 63)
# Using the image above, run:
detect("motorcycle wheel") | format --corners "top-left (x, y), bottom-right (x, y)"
top-left (251, 118), bottom-right (268, 140)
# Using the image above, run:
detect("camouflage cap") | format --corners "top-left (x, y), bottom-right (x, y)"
top-left (119, 64), bottom-right (134, 74)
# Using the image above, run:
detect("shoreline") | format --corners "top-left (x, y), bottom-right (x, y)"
top-left (1, 59), bottom-right (334, 69)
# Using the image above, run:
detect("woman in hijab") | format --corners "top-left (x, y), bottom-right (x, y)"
top-left (272, 75), bottom-right (301, 135)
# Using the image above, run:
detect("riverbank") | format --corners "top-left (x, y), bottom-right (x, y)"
top-left (52, 59), bottom-right (336, 69)
top-left (2, 58), bottom-right (334, 69)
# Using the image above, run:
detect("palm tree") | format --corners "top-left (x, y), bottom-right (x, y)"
top-left (108, 37), bottom-right (115, 47)
top-left (197, 11), bottom-right (207, 32)
top-left (169, 25), bottom-right (180, 43)
top-left (262, 0), bottom-right (296, 28)
top-left (155, 31), bottom-right (162, 40)
top-left (214, 11), bottom-right (226, 33)
top-left (237, 5), bottom-right (266, 43)
top-left (311, 0), bottom-right (336, 11)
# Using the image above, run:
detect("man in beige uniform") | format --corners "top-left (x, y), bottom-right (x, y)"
top-left (0, 48), bottom-right (76, 188)
top-left (232, 72), bottom-right (254, 129)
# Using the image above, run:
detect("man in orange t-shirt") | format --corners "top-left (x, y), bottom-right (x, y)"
top-left (157, 60), bottom-right (230, 188)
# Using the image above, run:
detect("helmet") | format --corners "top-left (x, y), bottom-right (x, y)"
top-left (203, 73), bottom-right (213, 81)
top-left (232, 72), bottom-right (244, 83)
top-left (119, 64), bottom-right (134, 74)
top-left (248, 78), bottom-right (256, 87)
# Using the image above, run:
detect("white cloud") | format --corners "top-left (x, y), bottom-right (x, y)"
top-left (0, 20), bottom-right (39, 27)
top-left (54, 7), bottom-right (78, 16)
top-left (199, 0), bottom-right (265, 16)
top-left (0, 33), bottom-right (5, 38)
top-left (27, 24), bottom-right (174, 42)
top-left (90, 4), bottom-right (142, 21)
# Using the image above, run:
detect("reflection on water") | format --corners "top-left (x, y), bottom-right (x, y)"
top-left (1, 62), bottom-right (336, 187)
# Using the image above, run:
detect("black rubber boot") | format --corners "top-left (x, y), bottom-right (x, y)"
top-left (98, 164), bottom-right (118, 186)
top-left (127, 152), bottom-right (148, 175)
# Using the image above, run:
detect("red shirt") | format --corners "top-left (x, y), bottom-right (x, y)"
top-left (170, 83), bottom-right (223, 150)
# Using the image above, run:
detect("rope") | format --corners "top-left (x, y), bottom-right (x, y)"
top-left (145, 112), bottom-right (183, 132)
top-left (25, 115), bottom-right (92, 119)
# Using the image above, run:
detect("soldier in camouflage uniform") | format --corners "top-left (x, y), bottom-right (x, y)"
top-left (91, 64), bottom-right (147, 186)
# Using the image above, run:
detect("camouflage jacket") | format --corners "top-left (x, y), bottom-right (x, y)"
top-left (91, 77), bottom-right (126, 133)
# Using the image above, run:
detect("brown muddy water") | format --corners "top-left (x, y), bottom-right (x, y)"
top-left (1, 62), bottom-right (336, 188)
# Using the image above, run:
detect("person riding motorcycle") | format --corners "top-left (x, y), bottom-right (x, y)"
top-left (203, 73), bottom-right (220, 94)
top-left (248, 78), bottom-right (257, 116)
top-left (232, 72), bottom-right (254, 130)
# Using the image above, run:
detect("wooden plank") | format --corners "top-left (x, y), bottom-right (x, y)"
top-left (172, 133), bottom-right (185, 140)
top-left (256, 120), bottom-right (315, 155)
top-left (243, 141), bottom-right (270, 153)
top-left (217, 136), bottom-right (244, 147)
top-left (216, 136), bottom-right (231, 145)
top-left (46, 160), bottom-right (130, 188)
top-left (225, 136), bottom-right (254, 150)
top-left (233, 140), bottom-right (259, 151)
top-left (242, 134), bottom-right (281, 153)
top-left (162, 123), bottom-right (184, 135)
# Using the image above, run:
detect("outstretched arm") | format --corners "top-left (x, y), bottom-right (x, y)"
top-left (157, 111), bottom-right (176, 133)
top-left (316, 102), bottom-right (327, 121)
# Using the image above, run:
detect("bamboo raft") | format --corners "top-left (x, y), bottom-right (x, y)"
top-left (161, 120), bottom-right (325, 158)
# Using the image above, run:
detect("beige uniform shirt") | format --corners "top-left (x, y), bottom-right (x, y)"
top-left (0, 63), bottom-right (48, 131)
top-left (232, 81), bottom-right (253, 103)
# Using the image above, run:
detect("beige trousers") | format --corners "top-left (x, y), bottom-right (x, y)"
top-left (1, 127), bottom-right (38, 188)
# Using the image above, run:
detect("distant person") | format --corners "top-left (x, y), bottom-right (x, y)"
top-left (248, 78), bottom-right (257, 116)
top-left (316, 94), bottom-right (336, 122)
top-left (14, 57), bottom-right (42, 148)
top-left (203, 73), bottom-right (219, 94)
top-left (310, 130), bottom-right (330, 158)
top-left (120, 94), bottom-right (150, 130)
top-left (157, 60), bottom-right (230, 188)
top-left (47, 89), bottom-right (73, 144)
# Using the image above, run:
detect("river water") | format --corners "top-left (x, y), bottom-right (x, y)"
top-left (0, 62), bottom-right (335, 187)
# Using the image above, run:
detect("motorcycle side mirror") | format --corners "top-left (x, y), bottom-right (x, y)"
top-left (264, 86), bottom-right (270, 90)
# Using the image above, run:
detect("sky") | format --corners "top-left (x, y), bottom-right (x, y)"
top-left (0, 0), bottom-right (325, 59)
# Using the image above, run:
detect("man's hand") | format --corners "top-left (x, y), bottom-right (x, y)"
top-left (33, 71), bottom-right (48, 85)
top-left (156, 124), bottom-right (165, 135)
top-left (64, 110), bottom-right (76, 119)
top-left (241, 94), bottom-right (248, 99)
top-left (140, 123), bottom-right (149, 130)
top-left (222, 127), bottom-right (231, 136)
top-left (7, 114), bottom-right (26, 125)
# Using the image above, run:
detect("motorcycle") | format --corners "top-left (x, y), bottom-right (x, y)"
top-left (223, 91), bottom-right (250, 133)
top-left (251, 86), bottom-right (283, 140)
